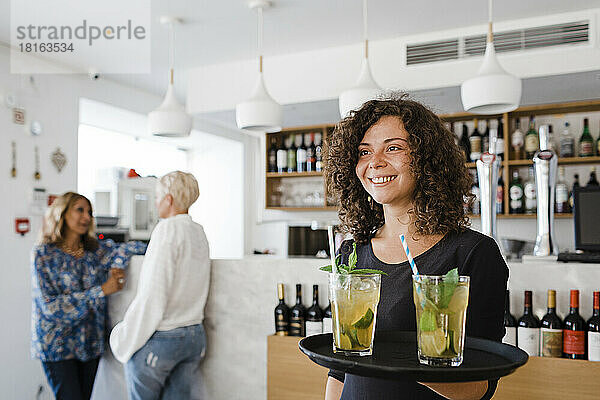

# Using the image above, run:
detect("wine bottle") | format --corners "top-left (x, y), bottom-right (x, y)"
top-left (579, 118), bottom-right (594, 157)
top-left (496, 175), bottom-right (504, 215)
top-left (509, 170), bottom-right (524, 214)
top-left (568, 173), bottom-right (580, 211)
top-left (323, 301), bottom-right (333, 334)
top-left (276, 136), bottom-right (287, 174)
top-left (496, 117), bottom-right (505, 160)
top-left (268, 137), bottom-right (277, 173)
top-left (305, 285), bottom-right (324, 336)
top-left (306, 133), bottom-right (316, 172)
top-left (555, 167), bottom-right (570, 213)
top-left (471, 172), bottom-right (480, 215)
top-left (503, 290), bottom-right (517, 346)
top-left (524, 167), bottom-right (537, 215)
top-left (287, 134), bottom-right (297, 173)
top-left (289, 284), bottom-right (306, 336)
top-left (315, 133), bottom-right (323, 172)
top-left (482, 120), bottom-right (490, 155)
top-left (512, 118), bottom-right (525, 160)
top-left (274, 283), bottom-right (290, 336)
top-left (563, 289), bottom-right (586, 359)
top-left (296, 133), bottom-right (307, 172)
top-left (587, 291), bottom-right (600, 362)
top-left (518, 290), bottom-right (540, 356)
top-left (587, 167), bottom-right (599, 187)
top-left (469, 119), bottom-right (482, 161)
top-left (525, 116), bottom-right (539, 159)
top-left (540, 290), bottom-right (563, 357)
top-left (459, 123), bottom-right (471, 162)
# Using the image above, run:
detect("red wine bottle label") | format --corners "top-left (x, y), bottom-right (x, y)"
top-left (540, 328), bottom-right (563, 357)
top-left (322, 317), bottom-right (333, 334)
top-left (589, 332), bottom-right (600, 362)
top-left (518, 327), bottom-right (539, 356)
top-left (563, 330), bottom-right (586, 354)
top-left (502, 327), bottom-right (517, 346)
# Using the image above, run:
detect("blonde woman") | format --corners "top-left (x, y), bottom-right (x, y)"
top-left (32, 192), bottom-right (146, 400)
top-left (110, 171), bottom-right (210, 400)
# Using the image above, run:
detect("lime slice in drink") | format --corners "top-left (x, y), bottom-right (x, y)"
top-left (447, 285), bottom-right (469, 313)
top-left (421, 328), bottom-right (447, 356)
top-left (352, 308), bottom-right (374, 329)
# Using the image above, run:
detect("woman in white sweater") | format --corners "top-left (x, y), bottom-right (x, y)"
top-left (110, 171), bottom-right (210, 400)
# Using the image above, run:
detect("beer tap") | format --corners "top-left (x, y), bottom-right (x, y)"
top-left (476, 128), bottom-right (501, 241)
top-left (533, 125), bottom-right (559, 256)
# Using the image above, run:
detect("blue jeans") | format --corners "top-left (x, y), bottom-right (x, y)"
top-left (125, 324), bottom-right (207, 400)
top-left (42, 357), bottom-right (100, 400)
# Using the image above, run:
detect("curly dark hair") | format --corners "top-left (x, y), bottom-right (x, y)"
top-left (325, 93), bottom-right (472, 245)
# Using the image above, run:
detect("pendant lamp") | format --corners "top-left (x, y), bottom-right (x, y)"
top-left (148, 16), bottom-right (192, 137)
top-left (338, 0), bottom-right (381, 118)
top-left (460, 0), bottom-right (521, 114)
top-left (236, 0), bottom-right (282, 133)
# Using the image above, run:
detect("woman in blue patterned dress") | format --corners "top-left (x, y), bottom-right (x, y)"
top-left (31, 192), bottom-right (147, 400)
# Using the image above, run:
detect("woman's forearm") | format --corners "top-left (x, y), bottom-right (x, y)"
top-left (325, 377), bottom-right (343, 400)
top-left (420, 380), bottom-right (488, 400)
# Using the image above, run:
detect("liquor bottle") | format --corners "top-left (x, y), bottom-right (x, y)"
top-left (525, 116), bottom-right (539, 159)
top-left (287, 134), bottom-right (297, 173)
top-left (449, 122), bottom-right (458, 147)
top-left (315, 133), bottom-right (323, 172)
top-left (511, 118), bottom-right (525, 160)
top-left (540, 290), bottom-right (563, 357)
top-left (587, 167), bottom-right (599, 187)
top-left (509, 171), bottom-right (524, 214)
top-left (289, 284), bottom-right (306, 336)
top-left (471, 172), bottom-right (480, 215)
top-left (547, 125), bottom-right (557, 154)
top-left (496, 175), bottom-right (504, 215)
top-left (482, 120), bottom-right (490, 155)
top-left (469, 119), bottom-right (482, 162)
top-left (555, 167), bottom-right (570, 213)
top-left (296, 133), bottom-right (307, 172)
top-left (518, 290), bottom-right (540, 356)
top-left (276, 137), bottom-right (288, 173)
top-left (305, 285), bottom-right (324, 336)
top-left (563, 289), bottom-right (586, 359)
top-left (274, 283), bottom-right (290, 336)
top-left (323, 301), bottom-right (333, 334)
top-left (306, 133), bottom-right (316, 172)
top-left (496, 117), bottom-right (505, 160)
top-left (579, 118), bottom-right (594, 157)
top-left (568, 174), bottom-right (580, 211)
top-left (503, 290), bottom-right (517, 346)
top-left (459, 123), bottom-right (471, 162)
top-left (559, 122), bottom-right (575, 158)
top-left (524, 167), bottom-right (537, 215)
top-left (268, 137), bottom-right (278, 173)
top-left (587, 291), bottom-right (600, 361)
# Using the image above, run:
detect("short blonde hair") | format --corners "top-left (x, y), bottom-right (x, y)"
top-left (39, 192), bottom-right (98, 251)
top-left (157, 171), bottom-right (199, 211)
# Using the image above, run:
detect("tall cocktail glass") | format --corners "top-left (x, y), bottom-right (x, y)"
top-left (413, 274), bottom-right (470, 367)
top-left (329, 273), bottom-right (381, 356)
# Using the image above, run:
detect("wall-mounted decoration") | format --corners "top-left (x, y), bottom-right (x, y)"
top-left (11, 141), bottom-right (16, 178)
top-left (51, 147), bottom-right (67, 173)
top-left (13, 108), bottom-right (25, 125)
top-left (30, 121), bottom-right (42, 136)
top-left (34, 146), bottom-right (41, 180)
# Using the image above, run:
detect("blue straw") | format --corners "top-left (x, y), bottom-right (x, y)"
top-left (400, 234), bottom-right (424, 306)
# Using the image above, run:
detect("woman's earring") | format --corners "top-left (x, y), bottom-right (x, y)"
top-left (367, 196), bottom-right (373, 209)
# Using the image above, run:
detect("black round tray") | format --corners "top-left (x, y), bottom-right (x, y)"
top-left (299, 331), bottom-right (528, 382)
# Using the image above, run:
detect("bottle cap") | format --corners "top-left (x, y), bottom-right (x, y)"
top-left (570, 289), bottom-right (579, 308)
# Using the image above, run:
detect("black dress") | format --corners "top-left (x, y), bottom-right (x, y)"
top-left (328, 228), bottom-right (508, 400)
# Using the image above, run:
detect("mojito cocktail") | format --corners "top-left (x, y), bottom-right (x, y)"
top-left (329, 273), bottom-right (381, 356)
top-left (413, 273), bottom-right (470, 367)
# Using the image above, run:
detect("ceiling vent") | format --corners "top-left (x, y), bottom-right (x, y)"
top-left (407, 20), bottom-right (589, 66)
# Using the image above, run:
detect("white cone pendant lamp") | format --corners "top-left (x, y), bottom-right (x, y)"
top-left (461, 0), bottom-right (521, 114)
top-left (149, 17), bottom-right (192, 137)
top-left (236, 1), bottom-right (282, 133)
top-left (339, 0), bottom-right (381, 118)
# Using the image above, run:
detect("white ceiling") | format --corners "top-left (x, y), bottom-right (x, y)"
top-left (1, 0), bottom-right (599, 99)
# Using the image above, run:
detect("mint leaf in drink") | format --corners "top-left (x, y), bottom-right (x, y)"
top-left (352, 308), bottom-right (374, 329)
top-left (348, 242), bottom-right (358, 271)
top-left (439, 268), bottom-right (459, 309)
top-left (349, 268), bottom-right (388, 276)
top-left (420, 309), bottom-right (437, 332)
